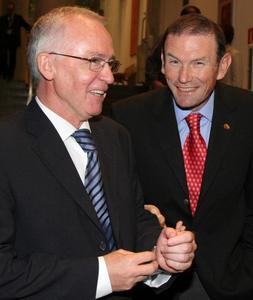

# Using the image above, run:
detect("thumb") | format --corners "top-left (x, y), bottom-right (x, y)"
top-left (163, 227), bottom-right (177, 239)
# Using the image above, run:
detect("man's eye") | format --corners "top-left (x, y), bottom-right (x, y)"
top-left (168, 59), bottom-right (179, 65)
top-left (194, 61), bottom-right (205, 66)
top-left (90, 58), bottom-right (102, 64)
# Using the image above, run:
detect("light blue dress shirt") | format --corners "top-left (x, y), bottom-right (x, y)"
top-left (173, 92), bottom-right (214, 147)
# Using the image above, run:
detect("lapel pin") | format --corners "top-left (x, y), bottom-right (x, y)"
top-left (223, 123), bottom-right (230, 130)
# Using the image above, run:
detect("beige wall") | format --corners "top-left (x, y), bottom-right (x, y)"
top-left (190, 0), bottom-right (218, 21)
top-left (159, 0), bottom-right (181, 34)
top-left (233, 0), bottom-right (253, 89)
top-left (102, 0), bottom-right (121, 62)
top-left (103, 0), bottom-right (138, 74)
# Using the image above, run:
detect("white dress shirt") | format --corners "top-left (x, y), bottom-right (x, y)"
top-left (36, 97), bottom-right (112, 298)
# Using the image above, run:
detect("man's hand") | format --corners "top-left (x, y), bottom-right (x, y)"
top-left (104, 249), bottom-right (158, 291)
top-left (155, 221), bottom-right (196, 273)
top-left (144, 204), bottom-right (166, 227)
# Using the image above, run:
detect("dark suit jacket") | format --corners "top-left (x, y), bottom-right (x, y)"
top-left (112, 83), bottom-right (253, 299)
top-left (0, 99), bottom-right (162, 299)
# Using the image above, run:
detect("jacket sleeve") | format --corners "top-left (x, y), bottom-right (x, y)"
top-left (0, 167), bottom-right (98, 300)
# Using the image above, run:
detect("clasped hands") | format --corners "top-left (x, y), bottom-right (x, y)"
top-left (104, 221), bottom-right (196, 292)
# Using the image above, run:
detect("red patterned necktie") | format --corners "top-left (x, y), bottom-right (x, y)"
top-left (182, 113), bottom-right (207, 216)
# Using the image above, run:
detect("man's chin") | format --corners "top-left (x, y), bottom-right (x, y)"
top-left (89, 107), bottom-right (103, 118)
top-left (175, 98), bottom-right (208, 111)
top-left (174, 99), bottom-right (194, 111)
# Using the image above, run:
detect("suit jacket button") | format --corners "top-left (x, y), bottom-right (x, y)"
top-left (99, 241), bottom-right (107, 251)
top-left (184, 198), bottom-right (189, 206)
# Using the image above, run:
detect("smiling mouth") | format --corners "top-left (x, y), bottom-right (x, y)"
top-left (177, 86), bottom-right (197, 92)
top-left (90, 89), bottom-right (107, 97)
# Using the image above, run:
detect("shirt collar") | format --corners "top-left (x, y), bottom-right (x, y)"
top-left (173, 91), bottom-right (214, 125)
top-left (35, 96), bottom-right (90, 141)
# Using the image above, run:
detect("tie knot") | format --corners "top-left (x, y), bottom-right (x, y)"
top-left (72, 129), bottom-right (96, 152)
top-left (186, 113), bottom-right (202, 132)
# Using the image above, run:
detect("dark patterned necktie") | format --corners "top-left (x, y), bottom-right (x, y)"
top-left (72, 129), bottom-right (116, 250)
top-left (182, 114), bottom-right (207, 216)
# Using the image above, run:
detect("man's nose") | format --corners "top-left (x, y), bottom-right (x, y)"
top-left (178, 65), bottom-right (192, 83)
top-left (99, 63), bottom-right (114, 84)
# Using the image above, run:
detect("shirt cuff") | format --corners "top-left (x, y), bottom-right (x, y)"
top-left (96, 256), bottom-right (113, 299)
top-left (144, 269), bottom-right (172, 288)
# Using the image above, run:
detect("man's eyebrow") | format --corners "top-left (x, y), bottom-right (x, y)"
top-left (190, 57), bottom-right (210, 64)
top-left (165, 52), bottom-right (180, 60)
top-left (85, 52), bottom-right (116, 60)
top-left (166, 52), bottom-right (208, 62)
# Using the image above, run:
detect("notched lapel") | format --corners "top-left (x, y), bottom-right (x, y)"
top-left (25, 100), bottom-right (102, 230)
top-left (90, 119), bottom-right (120, 243)
top-left (198, 94), bottom-right (235, 213)
top-left (152, 95), bottom-right (188, 194)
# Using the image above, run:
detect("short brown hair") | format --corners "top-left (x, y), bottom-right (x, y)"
top-left (162, 14), bottom-right (226, 62)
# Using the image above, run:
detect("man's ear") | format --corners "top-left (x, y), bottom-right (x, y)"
top-left (161, 52), bottom-right (165, 75)
top-left (217, 52), bottom-right (232, 80)
top-left (37, 53), bottom-right (55, 80)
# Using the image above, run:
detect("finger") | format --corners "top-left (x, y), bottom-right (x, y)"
top-left (180, 225), bottom-right (186, 231)
top-left (144, 204), bottom-right (158, 214)
top-left (136, 275), bottom-right (150, 283)
top-left (158, 214), bottom-right (166, 227)
top-left (144, 204), bottom-right (166, 226)
top-left (175, 220), bottom-right (183, 230)
top-left (167, 231), bottom-right (194, 246)
top-left (134, 251), bottom-right (156, 265)
top-left (116, 249), bottom-right (134, 255)
top-left (165, 260), bottom-right (193, 273)
top-left (162, 251), bottom-right (195, 263)
top-left (175, 220), bottom-right (186, 232)
top-left (145, 204), bottom-right (163, 221)
top-left (192, 240), bottom-right (197, 251)
top-left (138, 259), bottom-right (158, 276)
top-left (163, 227), bottom-right (177, 239)
top-left (160, 241), bottom-right (195, 255)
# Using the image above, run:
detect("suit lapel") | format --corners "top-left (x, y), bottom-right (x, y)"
top-left (150, 89), bottom-right (188, 194)
top-left (90, 119), bottom-right (120, 243)
top-left (24, 100), bottom-right (102, 231)
top-left (197, 84), bottom-right (235, 213)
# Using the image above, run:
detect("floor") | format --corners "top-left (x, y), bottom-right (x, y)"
top-left (0, 79), bottom-right (28, 119)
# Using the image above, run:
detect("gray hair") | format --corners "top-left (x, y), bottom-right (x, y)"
top-left (27, 6), bottom-right (104, 81)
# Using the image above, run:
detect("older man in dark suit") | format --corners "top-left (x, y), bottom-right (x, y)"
top-left (112, 14), bottom-right (253, 299)
top-left (0, 6), bottom-right (196, 300)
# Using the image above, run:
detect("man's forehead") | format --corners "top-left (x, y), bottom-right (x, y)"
top-left (164, 32), bottom-right (218, 60)
top-left (166, 32), bottom-right (215, 42)
top-left (164, 32), bottom-right (217, 52)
